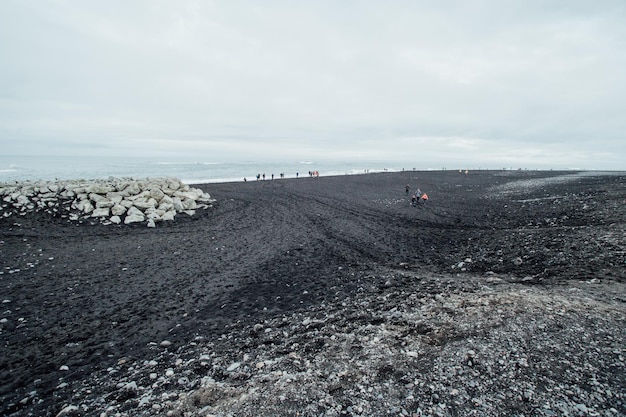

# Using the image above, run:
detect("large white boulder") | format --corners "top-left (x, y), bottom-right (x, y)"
top-left (162, 210), bottom-right (176, 221)
top-left (120, 199), bottom-right (135, 209)
top-left (172, 197), bottom-right (184, 212)
top-left (92, 207), bottom-right (110, 218)
top-left (111, 204), bottom-right (127, 216)
top-left (133, 198), bottom-right (157, 210)
top-left (96, 200), bottom-right (115, 209)
top-left (89, 193), bottom-right (108, 203)
top-left (150, 187), bottom-right (165, 201)
top-left (121, 182), bottom-right (141, 196)
top-left (182, 199), bottom-right (197, 210)
top-left (124, 206), bottom-right (145, 224)
top-left (82, 201), bottom-right (95, 214)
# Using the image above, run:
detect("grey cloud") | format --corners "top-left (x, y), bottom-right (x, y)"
top-left (0, 0), bottom-right (624, 169)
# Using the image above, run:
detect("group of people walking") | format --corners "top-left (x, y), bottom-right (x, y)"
top-left (244, 171), bottom-right (308, 182)
top-left (405, 184), bottom-right (428, 206)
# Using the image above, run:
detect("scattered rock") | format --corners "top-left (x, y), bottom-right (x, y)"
top-left (55, 405), bottom-right (79, 417)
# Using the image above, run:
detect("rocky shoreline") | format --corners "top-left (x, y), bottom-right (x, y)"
top-left (1, 170), bottom-right (624, 416)
top-left (70, 273), bottom-right (626, 417)
top-left (0, 177), bottom-right (214, 226)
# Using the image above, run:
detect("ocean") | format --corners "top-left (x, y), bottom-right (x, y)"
top-left (0, 156), bottom-right (418, 185)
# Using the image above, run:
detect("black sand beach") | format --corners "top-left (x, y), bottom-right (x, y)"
top-left (1, 170), bottom-right (625, 416)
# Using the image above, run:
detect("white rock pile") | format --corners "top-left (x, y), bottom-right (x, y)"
top-left (0, 177), bottom-right (215, 227)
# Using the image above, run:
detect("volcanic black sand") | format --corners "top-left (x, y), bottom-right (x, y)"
top-left (1, 170), bottom-right (625, 416)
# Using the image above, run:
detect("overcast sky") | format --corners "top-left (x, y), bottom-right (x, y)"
top-left (1, 1), bottom-right (624, 169)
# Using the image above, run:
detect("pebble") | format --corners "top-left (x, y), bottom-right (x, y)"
top-left (226, 362), bottom-right (241, 372)
top-left (55, 405), bottom-right (78, 416)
